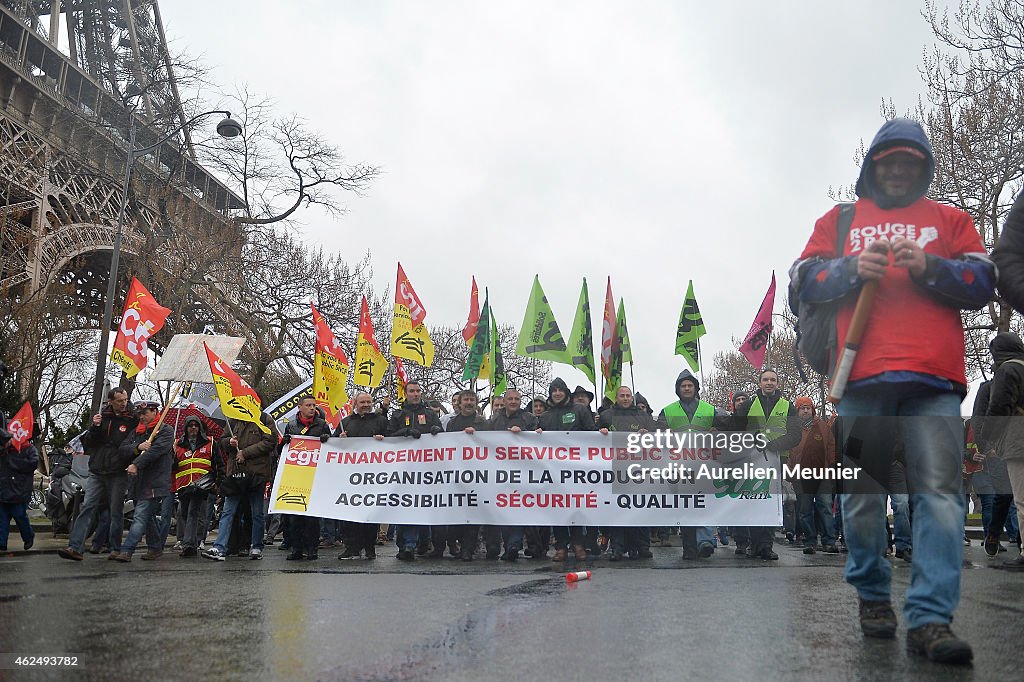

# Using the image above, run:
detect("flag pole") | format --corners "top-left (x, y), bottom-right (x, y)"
top-left (697, 338), bottom-right (705, 387)
top-left (629, 361), bottom-right (635, 393)
top-left (146, 381), bottom-right (184, 445)
top-left (532, 356), bottom-right (537, 402)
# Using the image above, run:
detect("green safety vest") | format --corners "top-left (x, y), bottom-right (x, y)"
top-left (661, 401), bottom-right (715, 431)
top-left (748, 396), bottom-right (790, 457)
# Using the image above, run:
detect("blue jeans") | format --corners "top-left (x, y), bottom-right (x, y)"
top-left (69, 472), bottom-right (129, 553)
top-left (320, 518), bottom-right (343, 542)
top-left (121, 497), bottom-right (163, 554)
top-left (0, 502), bottom-right (33, 549)
top-left (889, 493), bottom-right (911, 552)
top-left (213, 491), bottom-right (265, 552)
top-left (839, 389), bottom-right (965, 629)
top-left (155, 493), bottom-right (176, 549)
top-left (396, 525), bottom-right (421, 551)
top-left (797, 481), bottom-right (836, 546)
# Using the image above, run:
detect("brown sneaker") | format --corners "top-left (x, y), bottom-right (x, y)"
top-left (107, 551), bottom-right (121, 561)
top-left (552, 548), bottom-right (567, 562)
top-left (114, 553), bottom-right (132, 563)
top-left (57, 547), bottom-right (83, 561)
top-left (140, 550), bottom-right (163, 561)
top-left (858, 598), bottom-right (897, 639)
top-left (906, 623), bottom-right (973, 664)
top-left (573, 545), bottom-right (587, 561)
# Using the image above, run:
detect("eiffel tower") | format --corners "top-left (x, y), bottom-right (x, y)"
top-left (0, 1), bottom-right (245, 341)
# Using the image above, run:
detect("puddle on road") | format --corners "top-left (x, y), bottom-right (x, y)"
top-left (317, 576), bottom-right (564, 681)
top-left (46, 572), bottom-right (119, 582)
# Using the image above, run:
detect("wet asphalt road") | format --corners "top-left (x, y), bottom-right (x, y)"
top-left (1, 541), bottom-right (1022, 682)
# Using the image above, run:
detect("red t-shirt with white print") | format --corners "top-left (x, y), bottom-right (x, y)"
top-left (800, 196), bottom-right (984, 386)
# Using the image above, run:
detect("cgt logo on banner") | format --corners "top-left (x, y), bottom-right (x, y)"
top-left (269, 431), bottom-right (785, 526)
top-left (275, 438), bottom-right (321, 511)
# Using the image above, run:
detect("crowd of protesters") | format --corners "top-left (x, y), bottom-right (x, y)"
top-left (14, 117), bottom-right (1024, 668)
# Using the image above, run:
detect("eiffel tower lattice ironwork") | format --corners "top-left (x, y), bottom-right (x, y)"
top-left (0, 1), bottom-right (251, 380)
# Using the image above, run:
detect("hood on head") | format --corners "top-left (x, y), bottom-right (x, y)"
top-left (183, 414), bottom-right (207, 437)
top-left (675, 370), bottom-right (700, 399)
top-left (855, 118), bottom-right (935, 209)
top-left (990, 332), bottom-right (1024, 366)
top-left (548, 377), bottom-right (571, 406)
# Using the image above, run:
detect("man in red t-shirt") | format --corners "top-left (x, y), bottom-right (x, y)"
top-left (791, 118), bottom-right (994, 665)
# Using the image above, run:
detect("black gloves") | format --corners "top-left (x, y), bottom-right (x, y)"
top-left (430, 426), bottom-right (442, 435)
top-left (319, 433), bottom-right (330, 443)
top-left (281, 434), bottom-right (291, 444)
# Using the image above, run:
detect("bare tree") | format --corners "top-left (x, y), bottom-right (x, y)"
top-left (829, 2), bottom-right (1024, 381)
top-left (196, 87), bottom-right (380, 228)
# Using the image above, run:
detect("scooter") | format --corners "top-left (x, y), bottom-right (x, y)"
top-left (45, 453), bottom-right (89, 536)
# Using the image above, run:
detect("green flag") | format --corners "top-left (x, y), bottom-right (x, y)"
top-left (675, 280), bottom-right (706, 372)
top-left (617, 298), bottom-right (632, 365)
top-left (515, 275), bottom-right (568, 362)
top-left (490, 307), bottom-right (508, 396)
top-left (565, 278), bottom-right (596, 385)
top-left (464, 291), bottom-right (491, 381)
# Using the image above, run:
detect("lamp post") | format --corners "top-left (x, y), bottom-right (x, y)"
top-left (90, 110), bottom-right (242, 413)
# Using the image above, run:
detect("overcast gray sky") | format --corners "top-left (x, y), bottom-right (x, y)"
top-left (160, 1), bottom-right (953, 410)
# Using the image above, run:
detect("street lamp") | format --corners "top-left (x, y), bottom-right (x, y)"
top-left (90, 110), bottom-right (242, 413)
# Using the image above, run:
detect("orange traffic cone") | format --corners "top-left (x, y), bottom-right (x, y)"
top-left (566, 570), bottom-right (592, 583)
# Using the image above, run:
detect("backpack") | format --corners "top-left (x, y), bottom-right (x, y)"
top-left (791, 203), bottom-right (856, 380)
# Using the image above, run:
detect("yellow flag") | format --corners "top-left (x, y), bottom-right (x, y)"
top-left (311, 303), bottom-right (349, 430)
top-left (390, 263), bottom-right (435, 366)
top-left (354, 296), bottom-right (388, 388)
top-left (204, 343), bottom-right (271, 434)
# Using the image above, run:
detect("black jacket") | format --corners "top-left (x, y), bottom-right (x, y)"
top-left (490, 409), bottom-right (538, 431)
top-left (538, 378), bottom-right (596, 432)
top-left (446, 413), bottom-right (490, 433)
top-left (980, 332), bottom-right (1024, 460)
top-left (387, 401), bottom-right (442, 437)
top-left (0, 438), bottom-right (39, 505)
top-left (284, 412), bottom-right (332, 439)
top-left (598, 405), bottom-right (656, 432)
top-left (731, 391), bottom-right (803, 452)
top-left (120, 422), bottom-right (175, 500)
top-left (993, 189), bottom-right (1024, 314)
top-left (84, 406), bottom-right (139, 475)
top-left (339, 411), bottom-right (389, 438)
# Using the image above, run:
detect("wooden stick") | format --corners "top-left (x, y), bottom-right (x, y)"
top-left (828, 280), bottom-right (880, 403)
top-left (146, 381), bottom-right (184, 443)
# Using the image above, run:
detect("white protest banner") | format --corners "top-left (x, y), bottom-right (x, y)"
top-left (269, 431), bottom-right (801, 526)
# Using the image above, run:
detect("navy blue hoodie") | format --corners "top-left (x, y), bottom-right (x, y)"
top-left (854, 118), bottom-right (935, 209)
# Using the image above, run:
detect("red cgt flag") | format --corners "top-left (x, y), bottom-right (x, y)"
top-left (7, 401), bottom-right (33, 452)
top-left (600, 277), bottom-right (618, 382)
top-left (462, 276), bottom-right (480, 345)
top-left (111, 278), bottom-right (171, 378)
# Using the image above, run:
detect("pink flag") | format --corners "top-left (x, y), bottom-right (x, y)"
top-left (739, 272), bottom-right (776, 370)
